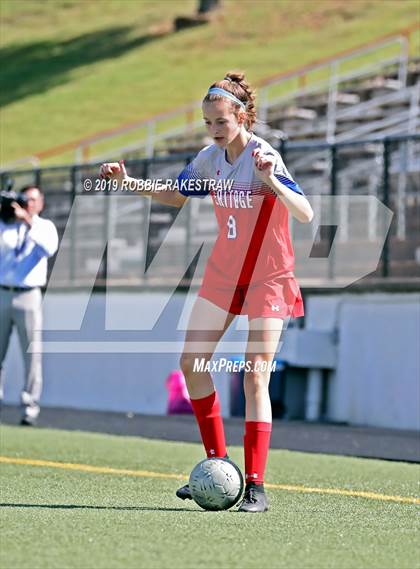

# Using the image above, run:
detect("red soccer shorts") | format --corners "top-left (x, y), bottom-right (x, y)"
top-left (198, 274), bottom-right (304, 320)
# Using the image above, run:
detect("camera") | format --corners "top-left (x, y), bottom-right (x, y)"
top-left (0, 179), bottom-right (29, 223)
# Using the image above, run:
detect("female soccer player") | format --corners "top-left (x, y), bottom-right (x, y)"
top-left (100, 72), bottom-right (313, 512)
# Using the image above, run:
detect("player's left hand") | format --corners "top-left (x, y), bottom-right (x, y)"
top-left (252, 149), bottom-right (275, 184)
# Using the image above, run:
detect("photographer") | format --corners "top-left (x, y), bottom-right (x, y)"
top-left (0, 185), bottom-right (58, 425)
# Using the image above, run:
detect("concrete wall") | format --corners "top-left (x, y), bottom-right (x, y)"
top-left (330, 294), bottom-right (418, 430)
top-left (3, 291), bottom-right (251, 418)
top-left (3, 290), bottom-right (419, 430)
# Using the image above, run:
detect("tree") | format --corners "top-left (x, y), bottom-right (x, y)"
top-left (174, 0), bottom-right (222, 31)
top-left (198, 0), bottom-right (221, 14)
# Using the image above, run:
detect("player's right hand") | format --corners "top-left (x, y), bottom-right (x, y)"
top-left (99, 160), bottom-right (127, 182)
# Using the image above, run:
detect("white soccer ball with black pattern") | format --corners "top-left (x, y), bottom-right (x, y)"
top-left (189, 458), bottom-right (244, 511)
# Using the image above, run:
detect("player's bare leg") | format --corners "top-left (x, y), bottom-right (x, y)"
top-left (180, 296), bottom-right (236, 398)
top-left (177, 296), bottom-right (236, 501)
top-left (238, 317), bottom-right (284, 512)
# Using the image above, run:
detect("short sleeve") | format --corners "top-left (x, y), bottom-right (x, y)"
top-left (273, 153), bottom-right (304, 196)
top-left (177, 146), bottom-right (212, 198)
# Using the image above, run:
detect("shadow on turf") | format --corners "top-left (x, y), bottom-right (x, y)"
top-left (0, 503), bottom-right (199, 512)
top-left (0, 26), bottom-right (172, 107)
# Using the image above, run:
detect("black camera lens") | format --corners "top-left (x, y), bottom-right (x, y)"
top-left (0, 189), bottom-right (27, 223)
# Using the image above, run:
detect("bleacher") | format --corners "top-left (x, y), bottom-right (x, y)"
top-left (139, 54), bottom-right (420, 285)
top-left (157, 59), bottom-right (419, 156)
top-left (2, 34), bottom-right (419, 289)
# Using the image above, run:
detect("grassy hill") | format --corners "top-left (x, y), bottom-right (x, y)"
top-left (0, 0), bottom-right (419, 166)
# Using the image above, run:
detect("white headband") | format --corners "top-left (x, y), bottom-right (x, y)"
top-left (207, 87), bottom-right (246, 110)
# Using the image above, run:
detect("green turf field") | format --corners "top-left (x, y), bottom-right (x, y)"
top-left (1, 0), bottom-right (419, 165)
top-left (0, 425), bottom-right (419, 569)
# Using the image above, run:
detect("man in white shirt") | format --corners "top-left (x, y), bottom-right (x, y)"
top-left (0, 186), bottom-right (58, 425)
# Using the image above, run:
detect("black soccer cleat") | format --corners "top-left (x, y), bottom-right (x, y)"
top-left (237, 483), bottom-right (269, 513)
top-left (176, 484), bottom-right (193, 500)
top-left (20, 416), bottom-right (37, 427)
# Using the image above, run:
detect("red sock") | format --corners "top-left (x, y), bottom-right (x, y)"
top-left (244, 421), bottom-right (272, 484)
top-left (190, 391), bottom-right (227, 458)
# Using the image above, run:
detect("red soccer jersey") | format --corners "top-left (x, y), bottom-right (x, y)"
top-left (177, 133), bottom-right (304, 287)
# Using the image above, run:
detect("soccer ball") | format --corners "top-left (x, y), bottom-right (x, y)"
top-left (189, 458), bottom-right (244, 511)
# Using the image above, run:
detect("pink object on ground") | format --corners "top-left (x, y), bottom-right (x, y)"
top-left (166, 370), bottom-right (193, 414)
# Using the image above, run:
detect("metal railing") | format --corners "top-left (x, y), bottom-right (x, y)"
top-left (1, 134), bottom-right (419, 290)
top-left (2, 27), bottom-right (417, 171)
top-left (71, 34), bottom-right (415, 161)
top-left (259, 35), bottom-right (411, 142)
